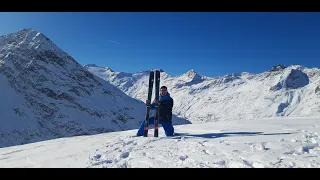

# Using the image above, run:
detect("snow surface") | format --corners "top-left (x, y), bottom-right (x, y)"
top-left (0, 116), bottom-right (319, 168)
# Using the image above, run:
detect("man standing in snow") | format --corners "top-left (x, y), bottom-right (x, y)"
top-left (136, 86), bottom-right (174, 136)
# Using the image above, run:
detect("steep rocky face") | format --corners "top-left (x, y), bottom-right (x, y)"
top-left (270, 68), bottom-right (309, 91)
top-left (0, 29), bottom-right (146, 148)
top-left (269, 64), bottom-right (287, 72)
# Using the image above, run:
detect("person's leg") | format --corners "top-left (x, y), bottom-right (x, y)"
top-left (160, 121), bottom-right (174, 136)
top-left (136, 117), bottom-right (155, 136)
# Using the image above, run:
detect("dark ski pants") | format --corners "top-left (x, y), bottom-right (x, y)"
top-left (136, 116), bottom-right (174, 136)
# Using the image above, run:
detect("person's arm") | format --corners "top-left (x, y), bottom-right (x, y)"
top-left (146, 99), bottom-right (156, 110)
top-left (168, 98), bottom-right (173, 121)
top-left (150, 100), bottom-right (156, 110)
top-left (169, 98), bottom-right (174, 108)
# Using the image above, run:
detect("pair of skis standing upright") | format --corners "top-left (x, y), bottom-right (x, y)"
top-left (143, 70), bottom-right (160, 137)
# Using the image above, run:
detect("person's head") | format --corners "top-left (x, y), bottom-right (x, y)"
top-left (160, 86), bottom-right (168, 96)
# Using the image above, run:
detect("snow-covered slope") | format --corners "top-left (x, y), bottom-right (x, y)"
top-left (0, 29), bottom-right (150, 148)
top-left (1, 116), bottom-right (319, 168)
top-left (85, 64), bottom-right (320, 123)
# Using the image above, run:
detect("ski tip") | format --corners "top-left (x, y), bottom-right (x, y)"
top-left (150, 69), bottom-right (164, 72)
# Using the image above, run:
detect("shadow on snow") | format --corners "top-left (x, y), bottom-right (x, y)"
top-left (171, 131), bottom-right (294, 139)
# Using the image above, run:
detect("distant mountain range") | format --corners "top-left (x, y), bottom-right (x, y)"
top-left (85, 63), bottom-right (320, 123)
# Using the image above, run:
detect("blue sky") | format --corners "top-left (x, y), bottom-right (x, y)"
top-left (0, 12), bottom-right (320, 77)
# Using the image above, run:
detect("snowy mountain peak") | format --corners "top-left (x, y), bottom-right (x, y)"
top-left (215, 73), bottom-right (242, 84)
top-left (181, 69), bottom-right (203, 82)
top-left (83, 64), bottom-right (114, 73)
top-left (20, 28), bottom-right (40, 35)
top-left (269, 64), bottom-right (287, 72)
top-left (223, 73), bottom-right (241, 78)
top-left (0, 29), bottom-right (147, 148)
top-left (84, 64), bottom-right (99, 68)
top-left (1, 28), bottom-right (61, 53)
top-left (270, 68), bottom-right (309, 91)
top-left (187, 68), bottom-right (196, 74)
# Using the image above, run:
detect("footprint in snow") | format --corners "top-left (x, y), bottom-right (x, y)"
top-left (120, 152), bottom-right (130, 159)
top-left (94, 154), bottom-right (101, 160)
top-left (179, 155), bottom-right (188, 161)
